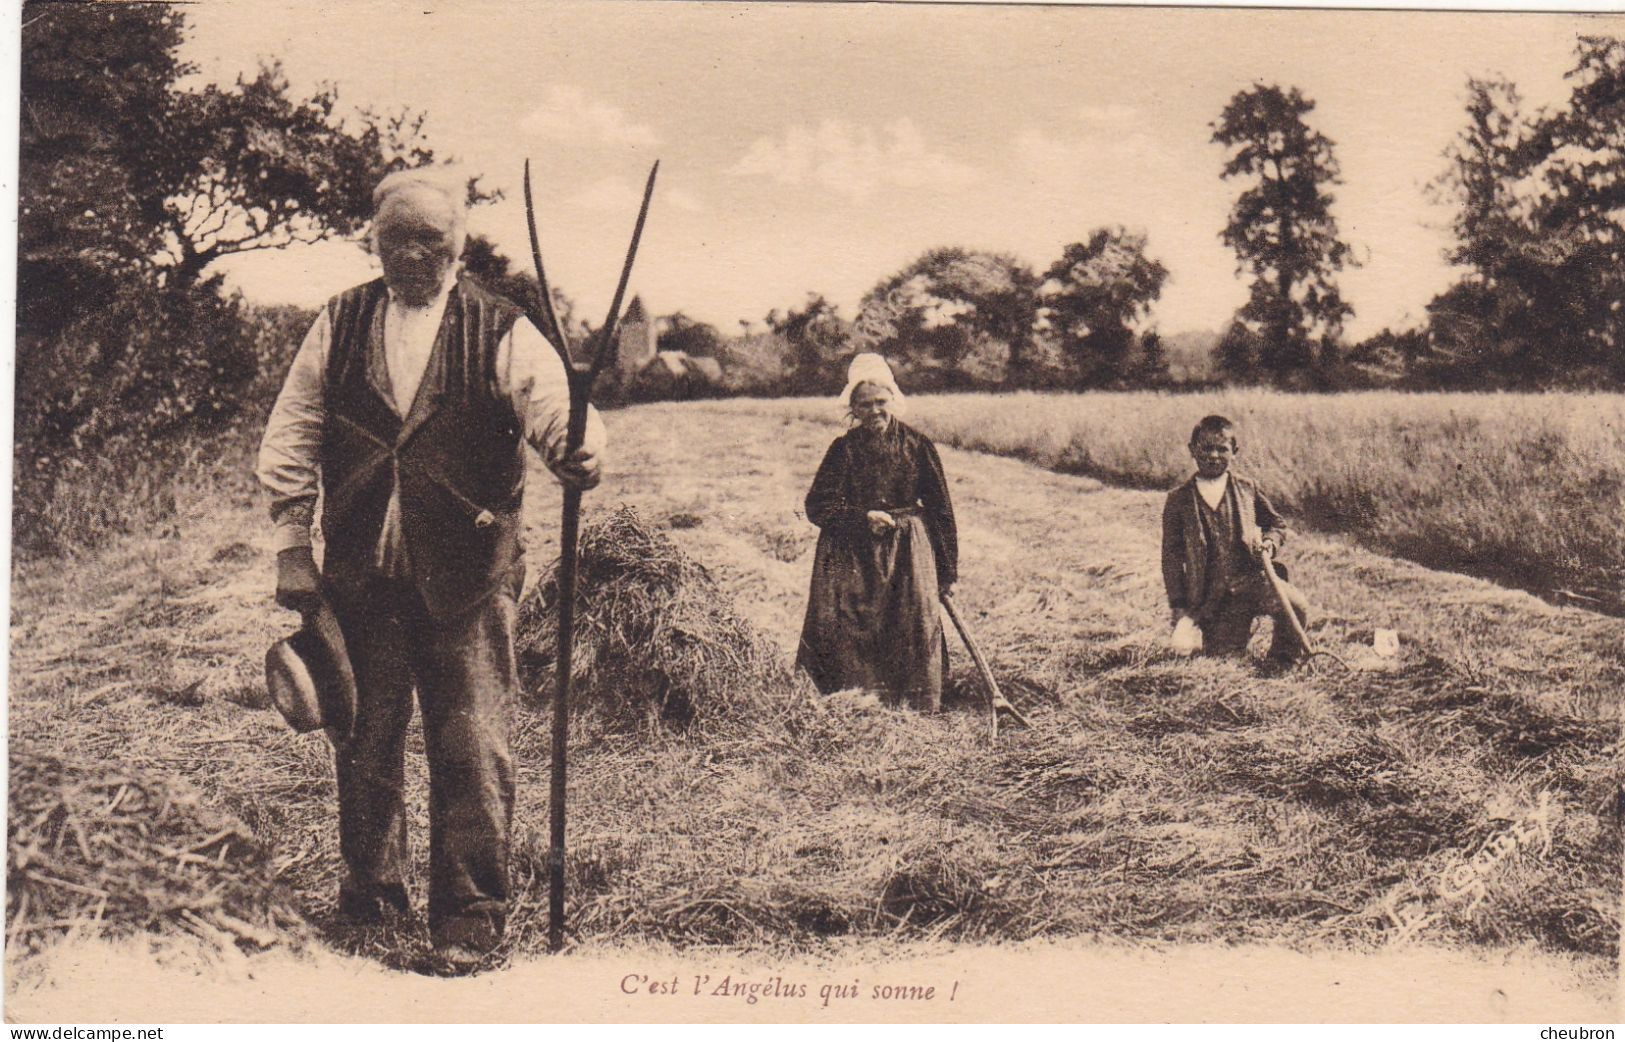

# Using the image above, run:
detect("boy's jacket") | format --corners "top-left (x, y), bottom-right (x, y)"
top-left (1160, 473), bottom-right (1290, 618)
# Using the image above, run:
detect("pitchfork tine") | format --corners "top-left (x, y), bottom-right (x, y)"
top-left (523, 159), bottom-right (575, 360)
top-left (585, 160), bottom-right (660, 387)
top-left (526, 157), bottom-right (659, 955)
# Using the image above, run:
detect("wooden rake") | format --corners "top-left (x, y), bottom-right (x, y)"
top-left (940, 591), bottom-right (1032, 741)
top-left (1260, 545), bottom-right (1350, 671)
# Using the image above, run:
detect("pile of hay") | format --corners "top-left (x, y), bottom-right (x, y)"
top-left (6, 742), bottom-right (303, 955)
top-left (516, 505), bottom-right (801, 725)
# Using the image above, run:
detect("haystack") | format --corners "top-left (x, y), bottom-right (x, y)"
top-left (516, 505), bottom-right (799, 724)
top-left (6, 742), bottom-right (302, 955)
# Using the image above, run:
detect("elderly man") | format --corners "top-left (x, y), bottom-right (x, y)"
top-left (257, 168), bottom-right (604, 969)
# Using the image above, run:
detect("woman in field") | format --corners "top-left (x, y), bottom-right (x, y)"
top-left (796, 354), bottom-right (958, 710)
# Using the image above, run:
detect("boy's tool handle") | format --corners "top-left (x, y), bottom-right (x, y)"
top-left (940, 591), bottom-right (1032, 741)
top-left (1260, 548), bottom-right (1353, 671)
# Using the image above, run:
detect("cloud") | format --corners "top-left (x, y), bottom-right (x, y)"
top-left (1013, 125), bottom-right (1156, 173)
top-left (521, 86), bottom-right (659, 149)
top-left (1007, 126), bottom-right (1171, 223)
top-left (567, 176), bottom-right (704, 214)
top-left (1076, 103), bottom-right (1142, 129)
top-left (728, 119), bottom-right (979, 202)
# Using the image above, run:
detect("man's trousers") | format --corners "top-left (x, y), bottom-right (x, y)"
top-left (325, 564), bottom-right (522, 950)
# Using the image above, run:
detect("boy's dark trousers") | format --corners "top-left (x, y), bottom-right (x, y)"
top-left (325, 564), bottom-right (523, 951)
top-left (1197, 568), bottom-right (1311, 660)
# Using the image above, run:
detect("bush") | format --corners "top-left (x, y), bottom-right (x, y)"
top-left (716, 331), bottom-right (797, 396)
top-left (12, 280), bottom-right (308, 558)
top-left (16, 278), bottom-right (254, 460)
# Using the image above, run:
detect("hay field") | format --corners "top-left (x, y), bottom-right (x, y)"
top-left (717, 391), bottom-right (1625, 615)
top-left (6, 399), bottom-right (1621, 1012)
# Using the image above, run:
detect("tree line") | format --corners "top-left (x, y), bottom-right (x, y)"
top-left (689, 41), bottom-right (1620, 396)
top-left (13, 1), bottom-right (1623, 552)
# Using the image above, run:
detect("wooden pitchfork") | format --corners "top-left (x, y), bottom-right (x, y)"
top-left (940, 591), bottom-right (1032, 741)
top-left (524, 158), bottom-right (659, 952)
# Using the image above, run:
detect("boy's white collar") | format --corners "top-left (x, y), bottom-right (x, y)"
top-left (1194, 471), bottom-right (1230, 509)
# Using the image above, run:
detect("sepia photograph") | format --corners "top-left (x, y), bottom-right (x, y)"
top-left (6, 0), bottom-right (1623, 1026)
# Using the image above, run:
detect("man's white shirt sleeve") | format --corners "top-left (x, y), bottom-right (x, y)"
top-left (500, 318), bottom-right (606, 472)
top-left (256, 308), bottom-right (331, 552)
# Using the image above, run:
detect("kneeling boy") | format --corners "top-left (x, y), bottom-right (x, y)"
top-left (1161, 414), bottom-right (1310, 663)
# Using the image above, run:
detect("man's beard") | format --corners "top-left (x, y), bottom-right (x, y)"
top-left (387, 263), bottom-right (452, 304)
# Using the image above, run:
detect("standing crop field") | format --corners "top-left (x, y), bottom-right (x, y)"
top-left (719, 391), bottom-right (1625, 614)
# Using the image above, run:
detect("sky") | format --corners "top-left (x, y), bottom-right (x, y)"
top-left (182, 2), bottom-right (1625, 340)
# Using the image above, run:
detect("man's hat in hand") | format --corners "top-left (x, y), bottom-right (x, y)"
top-left (266, 600), bottom-right (357, 739)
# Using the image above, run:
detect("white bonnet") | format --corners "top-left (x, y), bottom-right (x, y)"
top-left (838, 353), bottom-right (906, 416)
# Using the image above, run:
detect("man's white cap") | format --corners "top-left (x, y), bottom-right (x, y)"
top-left (839, 352), bottom-right (906, 415)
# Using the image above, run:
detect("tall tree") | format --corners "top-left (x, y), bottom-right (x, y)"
top-left (1532, 35), bottom-right (1625, 381)
top-left (1437, 77), bottom-right (1530, 277)
top-left (1424, 77), bottom-right (1551, 382)
top-left (154, 61), bottom-right (453, 290)
top-left (853, 248), bottom-right (1039, 389)
top-left (16, 1), bottom-right (480, 489)
top-left (20, 2), bottom-right (465, 299)
top-left (1212, 84), bottom-right (1356, 380)
top-left (1426, 43), bottom-right (1625, 387)
top-left (18, 1), bottom-right (188, 337)
top-left (1040, 227), bottom-right (1169, 387)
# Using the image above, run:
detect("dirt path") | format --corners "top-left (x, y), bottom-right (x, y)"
top-left (7, 401), bottom-right (1621, 1020)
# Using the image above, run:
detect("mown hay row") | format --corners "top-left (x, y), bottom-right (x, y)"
top-left (515, 505), bottom-right (808, 727)
top-left (710, 392), bottom-right (1625, 615)
top-left (495, 602), bottom-right (1619, 958)
top-left (6, 741), bottom-right (304, 955)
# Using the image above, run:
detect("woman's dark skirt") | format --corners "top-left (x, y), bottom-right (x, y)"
top-left (796, 514), bottom-right (945, 710)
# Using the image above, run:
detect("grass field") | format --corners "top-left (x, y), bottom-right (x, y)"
top-left (6, 397), bottom-right (1621, 1017)
top-left (719, 391), bottom-right (1625, 615)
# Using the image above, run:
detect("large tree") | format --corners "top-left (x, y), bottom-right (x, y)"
top-left (853, 248), bottom-right (1039, 389)
top-left (1423, 77), bottom-right (1553, 382)
top-left (155, 61), bottom-right (449, 290)
top-left (1530, 35), bottom-right (1625, 381)
top-left (20, 1), bottom-right (455, 301)
top-left (16, 1), bottom-right (472, 484)
top-left (1426, 41), bottom-right (1625, 386)
top-left (1437, 77), bottom-right (1530, 278)
top-left (1040, 227), bottom-right (1169, 387)
top-left (18, 1), bottom-right (188, 337)
top-left (1212, 84), bottom-right (1356, 380)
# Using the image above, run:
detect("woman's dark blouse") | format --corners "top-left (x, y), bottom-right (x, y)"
top-left (804, 418), bottom-right (958, 586)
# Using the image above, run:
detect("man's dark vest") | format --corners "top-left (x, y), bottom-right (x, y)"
top-left (320, 277), bottom-right (526, 618)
